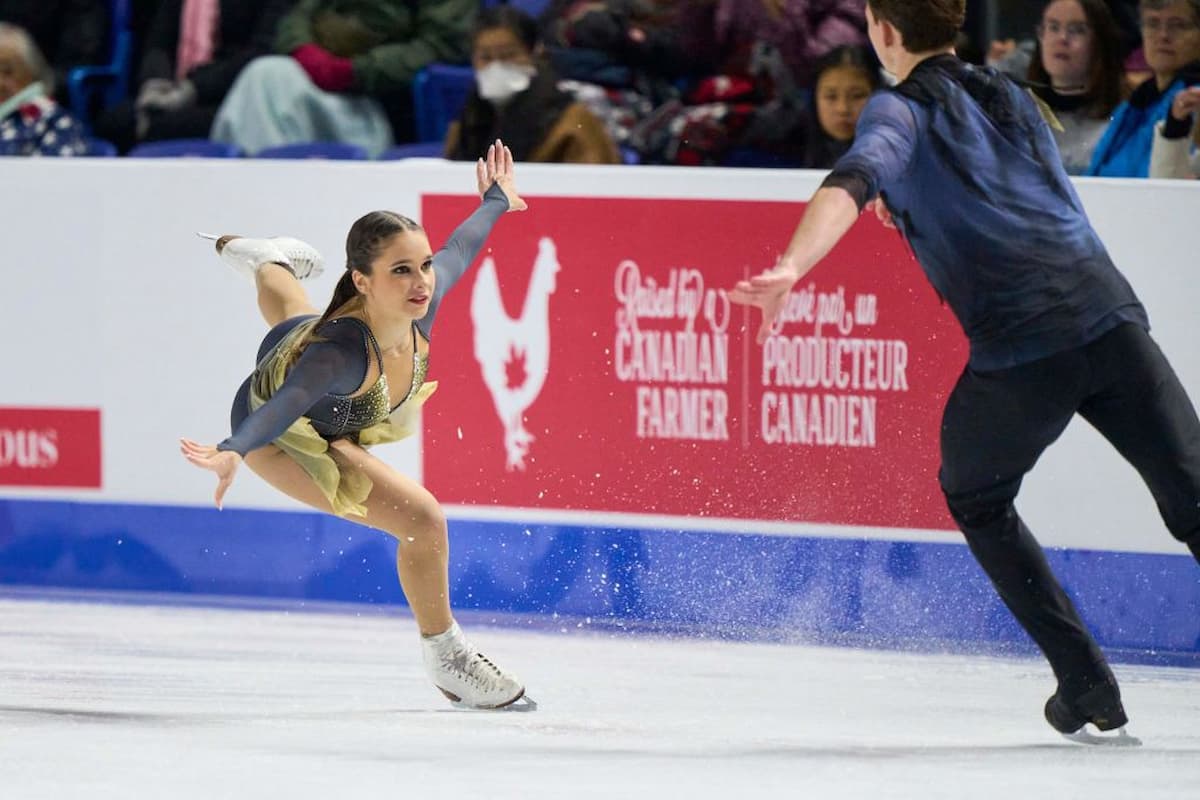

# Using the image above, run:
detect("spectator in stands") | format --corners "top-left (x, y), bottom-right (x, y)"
top-left (1149, 83), bottom-right (1200, 174)
top-left (801, 45), bottom-right (881, 168)
top-left (212, 0), bottom-right (475, 157)
top-left (0, 22), bottom-right (88, 155)
top-left (987, 1), bottom-right (1140, 80)
top-left (676, 0), bottom-right (868, 89)
top-left (0, 0), bottom-right (106, 104)
top-left (630, 0), bottom-right (869, 165)
top-left (1087, 0), bottom-right (1200, 176)
top-left (743, 44), bottom-right (881, 168)
top-left (536, 1), bottom-right (689, 156)
top-left (444, 6), bottom-right (619, 164)
top-left (1027, 0), bottom-right (1126, 174)
top-left (539, 0), bottom-right (688, 91)
top-left (95, 0), bottom-right (291, 154)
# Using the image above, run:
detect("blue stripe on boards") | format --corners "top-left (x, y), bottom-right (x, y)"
top-left (0, 498), bottom-right (1196, 665)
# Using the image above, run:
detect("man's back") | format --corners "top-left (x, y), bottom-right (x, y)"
top-left (833, 55), bottom-right (1146, 370)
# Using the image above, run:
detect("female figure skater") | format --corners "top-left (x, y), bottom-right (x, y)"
top-left (181, 140), bottom-right (534, 711)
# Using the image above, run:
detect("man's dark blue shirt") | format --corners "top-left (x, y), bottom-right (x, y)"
top-left (826, 54), bottom-right (1147, 371)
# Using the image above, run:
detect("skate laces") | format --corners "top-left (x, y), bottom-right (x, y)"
top-left (273, 239), bottom-right (323, 280)
top-left (436, 640), bottom-right (509, 692)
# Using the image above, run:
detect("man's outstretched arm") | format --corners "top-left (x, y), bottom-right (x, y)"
top-left (729, 91), bottom-right (918, 344)
top-left (729, 186), bottom-right (862, 344)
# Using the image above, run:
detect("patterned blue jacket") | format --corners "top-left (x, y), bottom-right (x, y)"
top-left (0, 83), bottom-right (88, 157)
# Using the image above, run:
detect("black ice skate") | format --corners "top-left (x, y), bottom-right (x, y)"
top-left (1045, 680), bottom-right (1141, 747)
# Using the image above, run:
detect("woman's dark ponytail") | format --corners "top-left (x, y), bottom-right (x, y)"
top-left (290, 210), bottom-right (423, 357)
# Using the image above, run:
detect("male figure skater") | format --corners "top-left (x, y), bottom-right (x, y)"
top-left (730, 0), bottom-right (1200, 742)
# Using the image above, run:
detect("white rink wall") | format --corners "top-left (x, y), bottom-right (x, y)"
top-left (1, 159), bottom-right (1197, 554)
top-left (0, 159), bottom-right (1198, 663)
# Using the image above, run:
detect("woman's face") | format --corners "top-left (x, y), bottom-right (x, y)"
top-left (1142, 0), bottom-right (1200, 79)
top-left (1038, 0), bottom-right (1095, 90)
top-left (471, 27), bottom-right (534, 71)
top-left (0, 37), bottom-right (35, 104)
top-left (356, 231), bottom-right (436, 320)
top-left (815, 65), bottom-right (873, 142)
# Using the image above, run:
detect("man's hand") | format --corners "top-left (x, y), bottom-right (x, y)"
top-left (865, 197), bottom-right (896, 229)
top-left (729, 263), bottom-right (800, 345)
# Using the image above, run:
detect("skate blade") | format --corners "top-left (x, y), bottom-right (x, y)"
top-left (444, 690), bottom-right (538, 712)
top-left (1063, 725), bottom-right (1142, 747)
top-left (449, 695), bottom-right (538, 713)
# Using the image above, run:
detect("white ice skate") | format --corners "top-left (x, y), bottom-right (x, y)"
top-left (421, 622), bottom-right (536, 711)
top-left (197, 232), bottom-right (325, 281)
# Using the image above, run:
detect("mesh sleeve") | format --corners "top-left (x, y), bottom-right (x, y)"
top-left (824, 92), bottom-right (920, 210)
top-left (217, 323), bottom-right (368, 456)
top-left (419, 183), bottom-right (510, 337)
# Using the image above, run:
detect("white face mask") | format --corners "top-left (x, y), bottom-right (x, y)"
top-left (475, 61), bottom-right (536, 104)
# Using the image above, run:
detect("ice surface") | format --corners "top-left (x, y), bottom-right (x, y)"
top-left (1, 595), bottom-right (1197, 799)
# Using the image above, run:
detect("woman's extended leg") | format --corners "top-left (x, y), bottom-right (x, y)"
top-left (244, 442), bottom-right (451, 634)
top-left (253, 262), bottom-right (319, 328)
top-left (216, 236), bottom-right (318, 327)
top-left (243, 442), bottom-right (525, 708)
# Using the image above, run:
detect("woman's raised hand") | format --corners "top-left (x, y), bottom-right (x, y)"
top-left (476, 138), bottom-right (527, 212)
top-left (180, 438), bottom-right (242, 510)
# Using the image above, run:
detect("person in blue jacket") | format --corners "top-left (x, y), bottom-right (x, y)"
top-left (1087, 0), bottom-right (1200, 177)
top-left (731, 0), bottom-right (1200, 742)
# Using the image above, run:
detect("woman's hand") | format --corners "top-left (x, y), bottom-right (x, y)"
top-left (476, 138), bottom-right (528, 212)
top-left (180, 438), bottom-right (242, 510)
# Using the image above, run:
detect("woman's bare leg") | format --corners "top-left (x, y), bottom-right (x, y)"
top-left (255, 263), bottom-right (318, 327)
top-left (216, 236), bottom-right (318, 327)
top-left (244, 443), bottom-right (452, 635)
top-left (244, 442), bottom-right (524, 708)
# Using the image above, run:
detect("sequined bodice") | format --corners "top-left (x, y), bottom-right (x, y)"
top-left (305, 319), bottom-right (428, 439)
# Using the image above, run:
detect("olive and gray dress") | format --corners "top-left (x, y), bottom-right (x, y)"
top-left (217, 184), bottom-right (510, 517)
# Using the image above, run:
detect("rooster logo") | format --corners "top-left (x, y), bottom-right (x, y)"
top-left (470, 237), bottom-right (560, 470)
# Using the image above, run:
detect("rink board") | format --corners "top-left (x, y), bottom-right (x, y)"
top-left (1, 497), bottom-right (1197, 665)
top-left (0, 159), bottom-right (1198, 661)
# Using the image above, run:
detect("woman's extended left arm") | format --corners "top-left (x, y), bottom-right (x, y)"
top-left (421, 140), bottom-right (527, 332)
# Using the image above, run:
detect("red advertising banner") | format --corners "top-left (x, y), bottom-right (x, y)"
top-left (0, 407), bottom-right (102, 488)
top-left (421, 195), bottom-right (967, 530)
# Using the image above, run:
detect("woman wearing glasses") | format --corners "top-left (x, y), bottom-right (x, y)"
top-left (1026, 0), bottom-right (1126, 174)
top-left (1087, 0), bottom-right (1200, 176)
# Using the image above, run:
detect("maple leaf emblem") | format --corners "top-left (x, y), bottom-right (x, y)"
top-left (504, 345), bottom-right (527, 390)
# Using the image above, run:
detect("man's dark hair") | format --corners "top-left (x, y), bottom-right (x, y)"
top-left (867, 0), bottom-right (966, 52)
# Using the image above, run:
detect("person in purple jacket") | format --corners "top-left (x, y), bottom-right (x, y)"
top-left (730, 0), bottom-right (1200, 744)
top-left (181, 141), bottom-right (536, 713)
